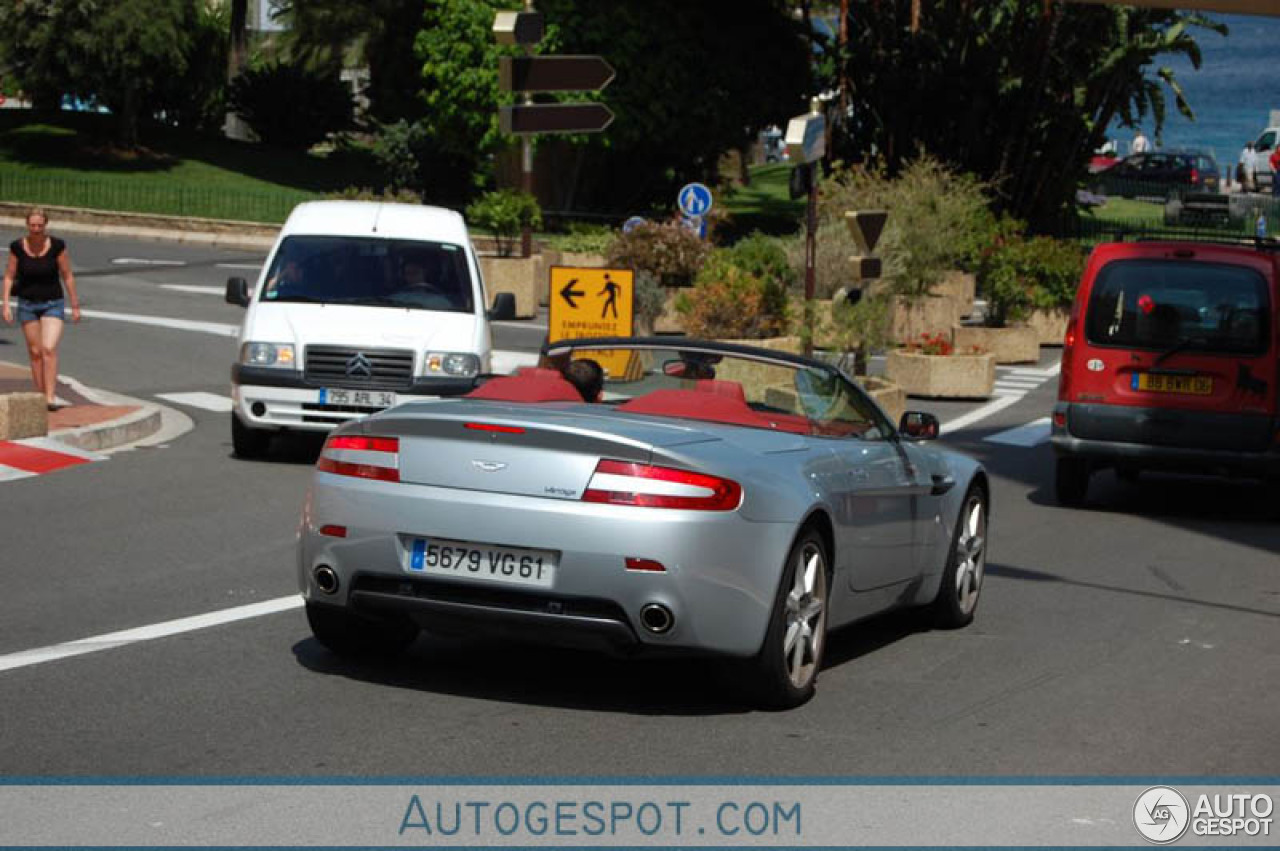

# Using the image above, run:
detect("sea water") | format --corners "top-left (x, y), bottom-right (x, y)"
top-left (1111, 13), bottom-right (1280, 166)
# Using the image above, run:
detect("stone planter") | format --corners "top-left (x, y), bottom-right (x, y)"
top-left (888, 294), bottom-right (964, 344)
top-left (952, 324), bottom-right (1040, 364)
top-left (478, 255), bottom-right (542, 319)
top-left (0, 392), bottom-right (47, 440)
top-left (932, 271), bottom-right (977, 318)
top-left (712, 336), bottom-right (804, 395)
top-left (885, 350), bottom-right (995, 399)
top-left (1027, 307), bottom-right (1071, 346)
top-left (860, 376), bottom-right (905, 425)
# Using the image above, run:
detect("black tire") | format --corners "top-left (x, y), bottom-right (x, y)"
top-left (231, 413), bottom-right (272, 459)
top-left (931, 483), bottom-right (987, 629)
top-left (1055, 457), bottom-right (1090, 507)
top-left (744, 528), bottom-right (829, 710)
top-left (306, 602), bottom-right (419, 658)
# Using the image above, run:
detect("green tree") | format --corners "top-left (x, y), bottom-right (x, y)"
top-left (837, 1), bottom-right (1224, 231)
top-left (0, 0), bottom-right (205, 147)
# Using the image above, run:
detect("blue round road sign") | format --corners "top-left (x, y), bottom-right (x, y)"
top-left (622, 215), bottom-right (647, 234)
top-left (678, 183), bottom-right (713, 217)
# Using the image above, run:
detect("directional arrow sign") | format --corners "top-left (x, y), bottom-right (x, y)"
top-left (559, 277), bottom-right (586, 309)
top-left (499, 103), bottom-right (614, 135)
top-left (845, 210), bottom-right (888, 255)
top-left (500, 56), bottom-right (615, 93)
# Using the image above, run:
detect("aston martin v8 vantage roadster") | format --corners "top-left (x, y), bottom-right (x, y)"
top-left (298, 338), bottom-right (989, 707)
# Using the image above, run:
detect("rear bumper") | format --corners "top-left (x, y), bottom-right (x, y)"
top-left (297, 474), bottom-right (796, 658)
top-left (1052, 402), bottom-right (1280, 476)
top-left (232, 365), bottom-right (474, 432)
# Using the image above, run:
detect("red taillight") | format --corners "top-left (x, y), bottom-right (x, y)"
top-left (466, 422), bottom-right (525, 434)
top-left (582, 459), bottom-right (742, 511)
top-left (319, 524), bottom-right (347, 538)
top-left (1058, 318), bottom-right (1077, 401)
top-left (625, 557), bottom-right (667, 572)
top-left (316, 434), bottom-right (400, 483)
top-left (1189, 167), bottom-right (1199, 184)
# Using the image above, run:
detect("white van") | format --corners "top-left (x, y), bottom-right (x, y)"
top-left (225, 200), bottom-right (515, 457)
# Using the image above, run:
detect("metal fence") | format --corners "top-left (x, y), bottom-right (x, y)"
top-left (0, 173), bottom-right (319, 224)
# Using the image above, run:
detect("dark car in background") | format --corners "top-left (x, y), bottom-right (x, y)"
top-left (1092, 151), bottom-right (1221, 199)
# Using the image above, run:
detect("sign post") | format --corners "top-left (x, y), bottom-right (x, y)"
top-left (494, 4), bottom-right (616, 257)
top-left (784, 99), bottom-right (827, 355)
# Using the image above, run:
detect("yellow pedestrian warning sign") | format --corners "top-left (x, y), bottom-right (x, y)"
top-left (549, 266), bottom-right (635, 378)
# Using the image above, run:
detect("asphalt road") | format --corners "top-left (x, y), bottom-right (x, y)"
top-left (1, 234), bottom-right (1277, 777)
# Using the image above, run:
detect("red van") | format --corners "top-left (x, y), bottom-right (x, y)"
top-left (1051, 239), bottom-right (1280, 505)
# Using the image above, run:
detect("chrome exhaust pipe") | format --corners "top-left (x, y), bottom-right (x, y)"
top-left (639, 603), bottom-right (674, 635)
top-left (314, 565), bottom-right (339, 595)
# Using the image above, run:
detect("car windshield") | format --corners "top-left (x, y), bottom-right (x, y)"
top-left (540, 341), bottom-right (892, 439)
top-left (1085, 259), bottom-right (1270, 355)
top-left (260, 235), bottom-right (474, 313)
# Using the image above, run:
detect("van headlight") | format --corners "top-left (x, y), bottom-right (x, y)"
top-left (424, 352), bottom-right (479, 377)
top-left (240, 342), bottom-right (296, 367)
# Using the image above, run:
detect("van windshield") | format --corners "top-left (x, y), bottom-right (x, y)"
top-left (260, 236), bottom-right (474, 313)
top-left (1085, 260), bottom-right (1270, 355)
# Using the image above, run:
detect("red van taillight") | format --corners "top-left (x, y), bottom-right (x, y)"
top-left (317, 434), bottom-right (400, 482)
top-left (582, 460), bottom-right (742, 511)
top-left (1189, 167), bottom-right (1199, 185)
top-left (1057, 317), bottom-right (1078, 400)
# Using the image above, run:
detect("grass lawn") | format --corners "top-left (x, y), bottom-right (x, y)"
top-left (718, 163), bottom-right (804, 239)
top-left (0, 110), bottom-right (379, 223)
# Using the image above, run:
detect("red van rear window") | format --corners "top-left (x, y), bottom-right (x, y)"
top-left (1084, 260), bottom-right (1270, 355)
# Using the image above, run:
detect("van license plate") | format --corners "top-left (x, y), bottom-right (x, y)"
top-left (1132, 373), bottom-right (1212, 395)
top-left (405, 537), bottom-right (557, 589)
top-left (319, 388), bottom-right (397, 408)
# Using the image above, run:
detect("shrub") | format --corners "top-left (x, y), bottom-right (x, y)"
top-left (977, 233), bottom-right (1087, 326)
top-left (371, 119), bottom-right (429, 194)
top-left (632, 270), bottom-right (667, 335)
top-left (327, 186), bottom-right (424, 204)
top-left (605, 222), bottom-right (710, 288)
top-left (675, 240), bottom-right (791, 339)
top-left (804, 156), bottom-right (996, 298)
top-left (822, 291), bottom-right (892, 375)
top-left (906, 331), bottom-right (954, 356)
top-left (544, 222), bottom-right (615, 254)
top-left (465, 190), bottom-right (543, 257)
top-left (228, 61), bottom-right (354, 150)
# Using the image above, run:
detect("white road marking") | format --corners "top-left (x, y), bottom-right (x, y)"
top-left (79, 309), bottom-right (239, 337)
top-left (111, 258), bottom-right (186, 266)
top-left (941, 394), bottom-right (1022, 433)
top-left (14, 436), bottom-right (106, 461)
top-left (156, 392), bottom-right (233, 412)
top-left (0, 465), bottom-right (35, 481)
top-left (216, 263), bottom-right (263, 270)
top-left (160, 284), bottom-right (224, 296)
top-left (994, 378), bottom-right (1043, 389)
top-left (0, 596), bottom-right (303, 674)
top-left (984, 416), bottom-right (1052, 447)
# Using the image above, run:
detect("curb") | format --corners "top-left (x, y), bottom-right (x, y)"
top-left (0, 202), bottom-right (279, 251)
top-left (52, 372), bottom-right (169, 453)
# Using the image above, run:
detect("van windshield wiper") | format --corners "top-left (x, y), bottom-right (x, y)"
top-left (266, 294), bottom-right (327, 304)
top-left (1153, 335), bottom-right (1210, 367)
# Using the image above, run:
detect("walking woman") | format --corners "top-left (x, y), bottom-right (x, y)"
top-left (2, 208), bottom-right (80, 409)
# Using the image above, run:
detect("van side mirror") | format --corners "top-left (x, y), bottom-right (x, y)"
top-left (488, 292), bottom-right (516, 321)
top-left (899, 411), bottom-right (940, 441)
top-left (225, 276), bottom-right (250, 307)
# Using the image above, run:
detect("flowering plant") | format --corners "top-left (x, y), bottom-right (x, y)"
top-left (910, 332), bottom-right (953, 356)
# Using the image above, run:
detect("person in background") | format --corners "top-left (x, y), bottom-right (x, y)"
top-left (1270, 147), bottom-right (1280, 198)
top-left (563, 358), bottom-right (604, 402)
top-left (1241, 142), bottom-right (1258, 193)
top-left (1131, 130), bottom-right (1151, 154)
top-left (1, 207), bottom-right (80, 410)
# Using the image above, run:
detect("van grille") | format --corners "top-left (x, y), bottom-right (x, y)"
top-left (304, 346), bottom-right (414, 390)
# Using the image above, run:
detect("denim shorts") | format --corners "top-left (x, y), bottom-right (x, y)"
top-left (16, 298), bottom-right (66, 323)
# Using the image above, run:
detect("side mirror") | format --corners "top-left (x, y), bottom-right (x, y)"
top-left (487, 292), bottom-right (516, 321)
top-left (225, 276), bottom-right (250, 307)
top-left (899, 411), bottom-right (940, 441)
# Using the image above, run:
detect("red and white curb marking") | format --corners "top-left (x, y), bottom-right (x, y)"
top-left (0, 437), bottom-right (105, 481)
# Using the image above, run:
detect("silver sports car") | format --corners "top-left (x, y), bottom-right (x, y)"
top-left (298, 338), bottom-right (989, 708)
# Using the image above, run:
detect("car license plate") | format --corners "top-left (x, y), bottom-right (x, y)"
top-left (405, 537), bottom-right (557, 589)
top-left (1132, 373), bottom-right (1212, 395)
top-left (318, 388), bottom-right (397, 408)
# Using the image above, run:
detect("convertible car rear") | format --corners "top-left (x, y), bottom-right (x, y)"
top-left (297, 338), bottom-right (989, 707)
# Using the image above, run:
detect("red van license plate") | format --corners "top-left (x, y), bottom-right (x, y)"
top-left (1132, 373), bottom-right (1213, 395)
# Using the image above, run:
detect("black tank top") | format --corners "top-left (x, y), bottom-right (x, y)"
top-left (10, 236), bottom-right (66, 301)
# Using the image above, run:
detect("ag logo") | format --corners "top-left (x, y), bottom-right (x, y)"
top-left (1134, 786), bottom-right (1190, 843)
